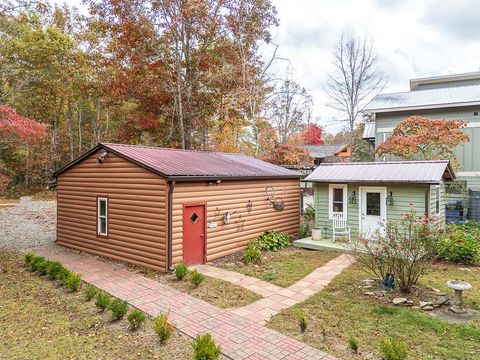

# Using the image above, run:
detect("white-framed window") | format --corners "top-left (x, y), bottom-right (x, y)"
top-left (329, 184), bottom-right (347, 219)
top-left (435, 185), bottom-right (440, 214)
top-left (97, 196), bottom-right (108, 236)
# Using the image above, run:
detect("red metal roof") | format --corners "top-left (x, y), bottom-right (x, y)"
top-left (55, 143), bottom-right (301, 180)
top-left (305, 160), bottom-right (455, 184)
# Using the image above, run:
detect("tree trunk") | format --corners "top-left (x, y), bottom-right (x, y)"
top-left (78, 101), bottom-right (82, 156)
top-left (66, 101), bottom-right (75, 161)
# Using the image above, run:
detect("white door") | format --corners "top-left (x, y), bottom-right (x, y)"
top-left (360, 187), bottom-right (387, 238)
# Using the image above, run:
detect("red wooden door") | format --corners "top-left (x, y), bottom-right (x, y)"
top-left (182, 204), bottom-right (206, 265)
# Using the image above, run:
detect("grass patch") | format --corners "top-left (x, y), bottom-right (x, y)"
top-left (267, 263), bottom-right (480, 360)
top-left (128, 266), bottom-right (261, 309)
top-left (0, 250), bottom-right (194, 359)
top-left (217, 248), bottom-right (340, 287)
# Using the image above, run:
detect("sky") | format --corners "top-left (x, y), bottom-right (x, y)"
top-left (50, 0), bottom-right (480, 133)
top-left (266, 0), bottom-right (480, 133)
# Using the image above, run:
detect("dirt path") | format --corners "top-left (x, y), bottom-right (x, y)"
top-left (0, 196), bottom-right (56, 250)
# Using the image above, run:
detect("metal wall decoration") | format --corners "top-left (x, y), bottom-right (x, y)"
top-left (236, 214), bottom-right (245, 232)
top-left (265, 185), bottom-right (286, 211)
top-left (246, 200), bottom-right (253, 213)
top-left (223, 211), bottom-right (236, 225)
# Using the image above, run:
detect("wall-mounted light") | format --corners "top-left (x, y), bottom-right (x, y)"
top-left (348, 190), bottom-right (357, 205)
top-left (386, 191), bottom-right (394, 206)
top-left (96, 151), bottom-right (109, 163)
top-left (207, 179), bottom-right (222, 186)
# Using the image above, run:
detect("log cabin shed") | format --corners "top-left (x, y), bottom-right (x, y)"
top-left (54, 143), bottom-right (302, 271)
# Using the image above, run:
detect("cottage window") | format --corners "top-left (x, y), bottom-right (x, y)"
top-left (435, 185), bottom-right (440, 214)
top-left (97, 197), bottom-right (108, 236)
top-left (329, 184), bottom-right (347, 219)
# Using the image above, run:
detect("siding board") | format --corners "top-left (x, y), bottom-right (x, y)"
top-left (56, 149), bottom-right (167, 271)
top-left (171, 179), bottom-right (300, 265)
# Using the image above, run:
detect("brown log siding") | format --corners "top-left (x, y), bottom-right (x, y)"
top-left (56, 149), bottom-right (167, 271)
top-left (171, 179), bottom-right (300, 264)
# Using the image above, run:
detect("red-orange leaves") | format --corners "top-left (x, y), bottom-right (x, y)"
top-left (375, 116), bottom-right (469, 160)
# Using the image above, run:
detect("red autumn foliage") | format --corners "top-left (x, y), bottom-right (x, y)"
top-left (0, 106), bottom-right (49, 147)
top-left (376, 116), bottom-right (469, 160)
top-left (302, 124), bottom-right (324, 145)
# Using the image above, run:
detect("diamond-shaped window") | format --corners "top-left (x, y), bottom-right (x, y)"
top-left (190, 212), bottom-right (199, 223)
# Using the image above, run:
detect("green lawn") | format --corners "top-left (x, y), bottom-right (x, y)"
top-left (267, 261), bottom-right (480, 360)
top-left (217, 248), bottom-right (340, 287)
top-left (0, 251), bottom-right (193, 359)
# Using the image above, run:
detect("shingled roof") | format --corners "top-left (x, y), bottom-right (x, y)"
top-left (54, 143), bottom-right (302, 180)
top-left (305, 160), bottom-right (455, 184)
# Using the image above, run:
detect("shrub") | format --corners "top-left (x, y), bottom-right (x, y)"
top-left (64, 272), bottom-right (82, 292)
top-left (298, 222), bottom-right (311, 239)
top-left (46, 261), bottom-right (64, 280)
top-left (35, 259), bottom-right (50, 275)
top-left (261, 271), bottom-right (277, 282)
top-left (24, 252), bottom-right (35, 267)
top-left (295, 310), bottom-right (307, 333)
top-left (349, 336), bottom-right (359, 353)
top-left (250, 231), bottom-right (291, 251)
top-left (154, 311), bottom-right (173, 343)
top-left (190, 269), bottom-right (205, 287)
top-left (109, 299), bottom-right (128, 320)
top-left (95, 292), bottom-right (112, 311)
top-left (355, 209), bottom-right (438, 292)
top-left (192, 333), bottom-right (221, 360)
top-left (127, 310), bottom-right (146, 330)
top-left (29, 256), bottom-right (46, 272)
top-left (303, 204), bottom-right (315, 222)
top-left (436, 227), bottom-right (480, 264)
top-left (56, 267), bottom-right (71, 282)
top-left (174, 262), bottom-right (188, 280)
top-left (242, 246), bottom-right (262, 265)
top-left (379, 337), bottom-right (408, 360)
top-left (84, 284), bottom-right (98, 301)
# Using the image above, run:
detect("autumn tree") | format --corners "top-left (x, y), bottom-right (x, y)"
top-left (262, 142), bottom-right (311, 166)
top-left (376, 116), bottom-right (469, 165)
top-left (325, 34), bottom-right (384, 138)
top-left (302, 123), bottom-right (324, 145)
top-left (0, 105), bottom-right (48, 189)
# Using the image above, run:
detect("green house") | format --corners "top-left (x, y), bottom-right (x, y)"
top-left (304, 160), bottom-right (455, 240)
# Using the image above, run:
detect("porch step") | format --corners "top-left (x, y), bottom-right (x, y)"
top-left (293, 237), bottom-right (352, 252)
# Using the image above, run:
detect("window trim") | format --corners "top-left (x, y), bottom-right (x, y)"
top-left (329, 184), bottom-right (347, 220)
top-left (435, 185), bottom-right (440, 215)
top-left (96, 195), bottom-right (109, 238)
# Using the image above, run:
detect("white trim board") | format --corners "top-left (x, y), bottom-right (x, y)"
top-left (377, 122), bottom-right (480, 134)
top-left (456, 171), bottom-right (480, 177)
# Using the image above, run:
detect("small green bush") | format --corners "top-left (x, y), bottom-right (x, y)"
top-left (35, 259), bottom-right (50, 275)
top-left (95, 292), bottom-right (112, 312)
top-left (174, 262), bottom-right (188, 280)
top-left (261, 271), bottom-right (277, 282)
top-left (24, 252), bottom-right (35, 267)
top-left (29, 256), bottom-right (45, 272)
top-left (127, 310), bottom-right (146, 330)
top-left (109, 299), bottom-right (128, 320)
top-left (190, 269), bottom-right (205, 287)
top-left (379, 337), bottom-right (408, 360)
top-left (437, 228), bottom-right (480, 264)
top-left (295, 310), bottom-right (307, 333)
top-left (56, 267), bottom-right (71, 282)
top-left (64, 272), bottom-right (82, 292)
top-left (84, 284), bottom-right (98, 301)
top-left (242, 246), bottom-right (262, 265)
top-left (303, 204), bottom-right (315, 222)
top-left (250, 231), bottom-right (291, 251)
top-left (47, 261), bottom-right (64, 280)
top-left (154, 311), bottom-right (173, 342)
top-left (192, 333), bottom-right (221, 360)
top-left (349, 336), bottom-right (359, 353)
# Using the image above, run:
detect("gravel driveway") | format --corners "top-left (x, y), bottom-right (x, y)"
top-left (0, 196), bottom-right (56, 250)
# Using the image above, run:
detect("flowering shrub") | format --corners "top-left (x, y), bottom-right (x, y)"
top-left (436, 225), bottom-right (480, 264)
top-left (355, 209), bottom-right (439, 292)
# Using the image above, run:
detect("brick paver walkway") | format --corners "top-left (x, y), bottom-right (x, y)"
top-left (36, 246), bottom-right (337, 360)
top-left (194, 254), bottom-right (354, 324)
